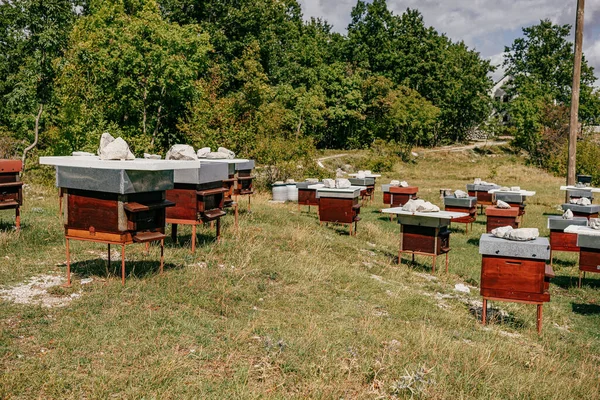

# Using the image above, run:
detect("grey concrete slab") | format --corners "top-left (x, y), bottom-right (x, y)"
top-left (349, 177), bottom-right (375, 186)
top-left (55, 166), bottom-right (173, 194)
top-left (561, 204), bottom-right (600, 214)
top-left (479, 234), bottom-right (550, 260)
top-left (547, 216), bottom-right (588, 230)
top-left (173, 162), bottom-right (229, 185)
top-left (444, 196), bottom-right (477, 207)
top-left (466, 184), bottom-right (500, 191)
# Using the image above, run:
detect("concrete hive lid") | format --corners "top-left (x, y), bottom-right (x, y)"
top-left (561, 203), bottom-right (600, 214)
top-left (547, 216), bottom-right (588, 230)
top-left (40, 156), bottom-right (198, 171)
top-left (444, 196), bottom-right (477, 207)
top-left (479, 234), bottom-right (550, 260)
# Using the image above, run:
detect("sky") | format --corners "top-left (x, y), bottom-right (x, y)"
top-left (297, 0), bottom-right (600, 84)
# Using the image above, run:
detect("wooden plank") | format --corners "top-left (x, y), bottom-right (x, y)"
top-left (65, 228), bottom-right (132, 244)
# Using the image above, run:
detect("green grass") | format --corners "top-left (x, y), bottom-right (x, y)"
top-left (1, 150), bottom-right (600, 399)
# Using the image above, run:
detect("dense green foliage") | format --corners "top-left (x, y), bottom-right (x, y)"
top-left (503, 19), bottom-right (600, 168)
top-left (0, 0), bottom-right (529, 177)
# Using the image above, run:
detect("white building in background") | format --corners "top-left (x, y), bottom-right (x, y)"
top-left (490, 75), bottom-right (513, 124)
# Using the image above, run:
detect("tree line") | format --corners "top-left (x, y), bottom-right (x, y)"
top-left (1, 0), bottom-right (599, 176)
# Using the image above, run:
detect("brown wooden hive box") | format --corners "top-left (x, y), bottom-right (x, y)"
top-left (389, 186), bottom-right (419, 206)
top-left (402, 225), bottom-right (450, 255)
top-left (316, 187), bottom-right (361, 235)
top-left (479, 234), bottom-right (553, 334)
top-left (485, 206), bottom-right (520, 233)
top-left (0, 159), bottom-right (23, 229)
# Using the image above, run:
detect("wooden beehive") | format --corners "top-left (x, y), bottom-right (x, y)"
top-left (316, 187), bottom-right (361, 235)
top-left (402, 225), bottom-right (450, 255)
top-left (296, 182), bottom-right (321, 208)
top-left (466, 184), bottom-right (499, 206)
top-left (0, 160), bottom-right (23, 229)
top-left (382, 185), bottom-right (418, 207)
top-left (485, 206), bottom-right (520, 233)
top-left (444, 196), bottom-right (477, 229)
top-left (561, 204), bottom-right (600, 220)
top-left (547, 216), bottom-right (587, 260)
top-left (479, 234), bottom-right (553, 333)
top-left (575, 230), bottom-right (600, 287)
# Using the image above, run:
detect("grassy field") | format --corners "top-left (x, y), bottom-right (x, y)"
top-left (1, 148), bottom-right (600, 399)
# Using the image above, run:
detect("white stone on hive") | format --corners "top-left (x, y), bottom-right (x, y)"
top-left (99, 137), bottom-right (135, 160)
top-left (496, 200), bottom-right (511, 209)
top-left (197, 147), bottom-right (211, 158)
top-left (454, 189), bottom-right (468, 198)
top-left (336, 178), bottom-right (351, 188)
top-left (217, 147), bottom-right (235, 159)
top-left (166, 144), bottom-right (197, 160)
top-left (562, 209), bottom-right (574, 219)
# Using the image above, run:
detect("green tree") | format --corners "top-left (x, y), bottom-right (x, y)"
top-left (0, 0), bottom-right (77, 168)
top-left (504, 19), bottom-right (600, 163)
top-left (346, 1), bottom-right (493, 143)
top-left (504, 19), bottom-right (599, 125)
top-left (55, 0), bottom-right (211, 154)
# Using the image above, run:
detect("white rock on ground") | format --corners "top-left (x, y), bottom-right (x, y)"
top-left (166, 144), bottom-right (198, 160)
top-left (454, 283), bottom-right (471, 293)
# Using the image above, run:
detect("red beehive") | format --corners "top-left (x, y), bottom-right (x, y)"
top-left (485, 206), bottom-right (520, 233)
top-left (0, 159), bottom-right (23, 230)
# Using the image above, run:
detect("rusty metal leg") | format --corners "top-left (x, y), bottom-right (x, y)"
top-left (445, 252), bottom-right (449, 273)
top-left (58, 188), bottom-right (62, 217)
top-left (354, 220), bottom-right (358, 236)
top-left (412, 253), bottom-right (415, 263)
top-left (145, 242), bottom-right (149, 255)
top-left (15, 207), bottom-right (20, 231)
top-left (191, 224), bottom-right (196, 253)
top-left (248, 195), bottom-right (251, 212)
top-left (121, 245), bottom-right (126, 286)
top-left (216, 218), bottom-right (221, 243)
top-left (432, 255), bottom-right (436, 273)
top-left (537, 304), bottom-right (543, 334)
top-left (171, 224), bottom-right (178, 243)
top-left (349, 222), bottom-right (353, 236)
top-left (550, 250), bottom-right (553, 268)
top-left (160, 239), bottom-right (164, 275)
top-left (107, 244), bottom-right (111, 277)
top-left (482, 299), bottom-right (487, 325)
top-left (65, 238), bottom-right (71, 287)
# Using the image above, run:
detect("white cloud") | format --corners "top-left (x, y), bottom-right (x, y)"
top-left (298, 0), bottom-right (600, 83)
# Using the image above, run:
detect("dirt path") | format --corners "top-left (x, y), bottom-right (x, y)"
top-left (316, 153), bottom-right (348, 168)
top-left (420, 140), bottom-right (508, 154)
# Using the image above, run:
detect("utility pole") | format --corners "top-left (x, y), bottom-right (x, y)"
top-left (567, 0), bottom-right (585, 188)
